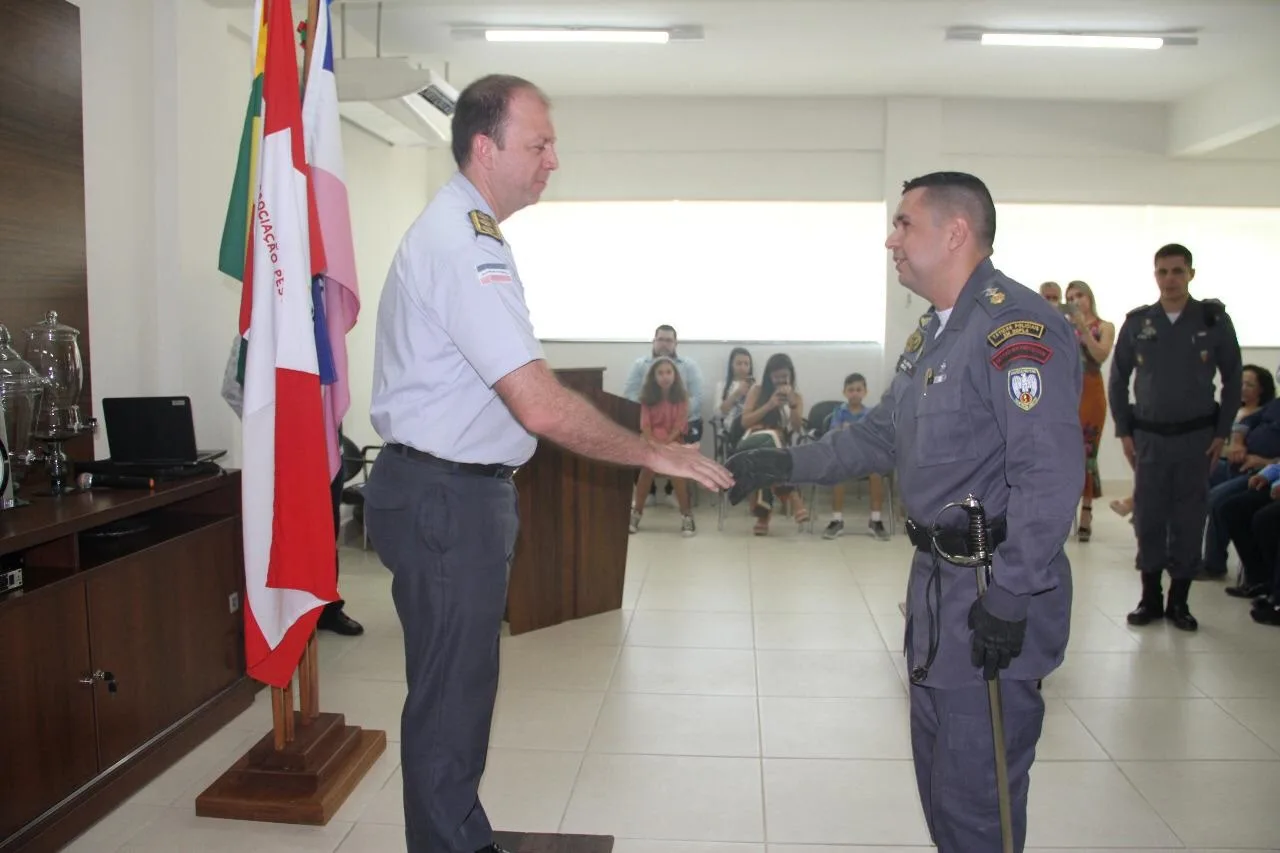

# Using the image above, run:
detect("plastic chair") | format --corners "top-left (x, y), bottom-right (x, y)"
top-left (798, 401), bottom-right (898, 537)
top-left (338, 437), bottom-right (382, 549)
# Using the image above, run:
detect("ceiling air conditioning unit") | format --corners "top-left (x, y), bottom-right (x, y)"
top-left (333, 58), bottom-right (457, 147)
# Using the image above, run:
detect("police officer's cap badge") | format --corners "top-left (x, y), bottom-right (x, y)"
top-left (983, 286), bottom-right (1006, 305)
top-left (1007, 367), bottom-right (1042, 411)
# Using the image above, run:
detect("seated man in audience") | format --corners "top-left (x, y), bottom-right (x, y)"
top-left (1203, 393), bottom-right (1280, 577)
top-left (623, 324), bottom-right (705, 503)
top-left (822, 373), bottom-right (890, 541)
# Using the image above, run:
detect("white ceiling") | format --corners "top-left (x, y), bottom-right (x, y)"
top-left (306, 0), bottom-right (1280, 103)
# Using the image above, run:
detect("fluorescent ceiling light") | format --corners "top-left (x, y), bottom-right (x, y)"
top-left (484, 28), bottom-right (670, 44)
top-left (979, 32), bottom-right (1163, 49)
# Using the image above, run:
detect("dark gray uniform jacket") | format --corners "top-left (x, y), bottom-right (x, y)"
top-left (1108, 297), bottom-right (1242, 440)
top-left (790, 259), bottom-right (1083, 688)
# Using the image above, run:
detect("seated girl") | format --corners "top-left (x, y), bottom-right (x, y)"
top-left (738, 353), bottom-right (807, 535)
top-left (630, 357), bottom-right (697, 537)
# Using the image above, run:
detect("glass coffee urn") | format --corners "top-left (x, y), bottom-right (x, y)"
top-left (0, 324), bottom-right (46, 507)
top-left (23, 311), bottom-right (95, 495)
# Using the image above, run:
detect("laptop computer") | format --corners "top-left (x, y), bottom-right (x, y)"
top-left (101, 396), bottom-right (226, 467)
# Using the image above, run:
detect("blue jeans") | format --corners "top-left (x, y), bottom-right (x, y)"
top-left (1204, 473), bottom-right (1251, 573)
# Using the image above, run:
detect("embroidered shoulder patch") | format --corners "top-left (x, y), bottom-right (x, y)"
top-left (987, 320), bottom-right (1046, 348)
top-left (990, 340), bottom-right (1053, 370)
top-left (476, 263), bottom-right (512, 286)
top-left (904, 329), bottom-right (924, 354)
top-left (469, 210), bottom-right (504, 244)
top-left (1007, 367), bottom-right (1042, 412)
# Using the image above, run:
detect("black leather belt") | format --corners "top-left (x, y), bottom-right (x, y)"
top-left (1132, 412), bottom-right (1218, 437)
top-left (387, 443), bottom-right (518, 480)
top-left (905, 517), bottom-right (1007, 556)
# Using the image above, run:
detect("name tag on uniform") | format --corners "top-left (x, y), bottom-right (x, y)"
top-left (1137, 326), bottom-right (1157, 341)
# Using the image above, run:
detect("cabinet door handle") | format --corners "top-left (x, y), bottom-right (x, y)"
top-left (79, 669), bottom-right (119, 693)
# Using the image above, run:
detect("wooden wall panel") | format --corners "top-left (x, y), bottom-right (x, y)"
top-left (0, 0), bottom-right (92, 458)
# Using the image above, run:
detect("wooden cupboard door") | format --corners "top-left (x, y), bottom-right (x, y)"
top-left (86, 519), bottom-right (243, 768)
top-left (0, 580), bottom-right (98, 841)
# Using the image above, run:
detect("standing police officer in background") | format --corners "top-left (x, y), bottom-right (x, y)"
top-left (1110, 244), bottom-right (1242, 631)
top-left (363, 75), bottom-right (733, 853)
top-left (726, 172), bottom-right (1082, 853)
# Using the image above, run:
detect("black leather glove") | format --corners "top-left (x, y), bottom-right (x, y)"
top-left (725, 448), bottom-right (793, 506)
top-left (968, 596), bottom-right (1026, 681)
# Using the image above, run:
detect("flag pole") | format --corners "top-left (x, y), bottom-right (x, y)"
top-left (295, 0), bottom-right (324, 729)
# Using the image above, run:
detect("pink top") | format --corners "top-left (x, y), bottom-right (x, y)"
top-left (642, 399), bottom-right (689, 443)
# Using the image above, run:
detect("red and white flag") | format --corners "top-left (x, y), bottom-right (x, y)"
top-left (238, 0), bottom-right (337, 689)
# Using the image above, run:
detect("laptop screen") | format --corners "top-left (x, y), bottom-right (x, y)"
top-left (102, 396), bottom-right (201, 464)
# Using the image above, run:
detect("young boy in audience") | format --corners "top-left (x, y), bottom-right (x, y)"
top-left (822, 373), bottom-right (891, 541)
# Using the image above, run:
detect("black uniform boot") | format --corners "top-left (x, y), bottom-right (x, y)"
top-left (1127, 572), bottom-right (1165, 626)
top-left (1166, 578), bottom-right (1199, 632)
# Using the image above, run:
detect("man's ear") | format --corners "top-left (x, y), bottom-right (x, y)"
top-left (947, 216), bottom-right (971, 252)
top-left (1188, 267), bottom-right (1196, 283)
top-left (473, 133), bottom-right (496, 169)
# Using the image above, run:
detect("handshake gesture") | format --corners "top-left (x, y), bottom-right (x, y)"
top-left (724, 447), bottom-right (793, 505)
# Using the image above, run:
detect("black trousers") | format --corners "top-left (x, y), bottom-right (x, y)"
top-left (1133, 427), bottom-right (1214, 579)
top-left (363, 450), bottom-right (520, 853)
top-left (323, 466), bottom-right (345, 617)
top-left (910, 679), bottom-right (1045, 852)
top-left (1221, 489), bottom-right (1280, 589)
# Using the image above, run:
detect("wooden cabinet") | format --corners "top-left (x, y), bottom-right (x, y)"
top-left (0, 581), bottom-right (97, 842)
top-left (0, 473), bottom-right (257, 853)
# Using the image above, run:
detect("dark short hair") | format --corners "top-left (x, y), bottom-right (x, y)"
top-left (844, 373), bottom-right (866, 388)
top-left (1155, 243), bottom-right (1193, 268)
top-left (1244, 364), bottom-right (1276, 406)
top-left (655, 324), bottom-right (677, 338)
top-left (451, 74), bottom-right (548, 169)
top-left (902, 171), bottom-right (997, 253)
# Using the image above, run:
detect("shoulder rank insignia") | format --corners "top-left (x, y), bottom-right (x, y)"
top-left (1007, 367), bottom-right (1042, 412)
top-left (986, 320), bottom-right (1045, 348)
top-left (982, 286), bottom-right (1006, 305)
top-left (905, 329), bottom-right (924, 354)
top-left (469, 210), bottom-right (504, 244)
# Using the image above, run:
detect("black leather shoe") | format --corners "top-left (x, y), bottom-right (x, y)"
top-left (317, 610), bottom-right (364, 636)
top-left (1126, 599), bottom-right (1164, 626)
top-left (1166, 603), bottom-right (1199, 632)
top-left (1226, 582), bottom-right (1269, 599)
top-left (1166, 578), bottom-right (1198, 632)
top-left (476, 844), bottom-right (512, 853)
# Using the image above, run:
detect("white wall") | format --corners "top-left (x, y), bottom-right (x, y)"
top-left (78, 0), bottom-right (431, 465)
top-left (76, 16), bottom-right (1280, 491)
top-left (520, 95), bottom-right (1280, 491)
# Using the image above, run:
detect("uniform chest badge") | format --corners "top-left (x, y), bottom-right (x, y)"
top-left (905, 329), bottom-right (924, 354)
top-left (1137, 325), bottom-right (1158, 341)
top-left (468, 210), bottom-right (504, 244)
top-left (1201, 350), bottom-right (1209, 363)
top-left (983, 286), bottom-right (1006, 305)
top-left (1007, 367), bottom-right (1042, 412)
top-left (1137, 354), bottom-right (1145, 366)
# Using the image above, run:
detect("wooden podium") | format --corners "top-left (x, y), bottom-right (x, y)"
top-left (506, 368), bottom-right (639, 635)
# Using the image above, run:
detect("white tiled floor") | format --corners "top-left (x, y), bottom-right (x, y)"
top-left (65, 498), bottom-right (1280, 852)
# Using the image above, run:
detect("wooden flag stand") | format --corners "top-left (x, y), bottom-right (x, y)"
top-left (195, 632), bottom-right (387, 824)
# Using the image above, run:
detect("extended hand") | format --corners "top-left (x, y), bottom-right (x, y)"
top-left (724, 448), bottom-right (793, 505)
top-left (649, 443), bottom-right (734, 492)
top-left (968, 596), bottom-right (1026, 681)
top-left (1249, 474), bottom-right (1269, 491)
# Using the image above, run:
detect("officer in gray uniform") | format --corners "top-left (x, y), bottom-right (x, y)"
top-left (726, 172), bottom-right (1082, 853)
top-left (362, 75), bottom-right (731, 853)
top-left (1109, 243), bottom-right (1241, 631)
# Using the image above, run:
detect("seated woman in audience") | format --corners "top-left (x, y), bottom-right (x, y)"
top-left (714, 347), bottom-right (754, 451)
top-left (737, 353), bottom-right (807, 535)
top-left (629, 357), bottom-right (697, 537)
top-left (1201, 365), bottom-right (1276, 578)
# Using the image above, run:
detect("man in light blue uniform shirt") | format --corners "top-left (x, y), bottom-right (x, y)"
top-left (622, 324), bottom-right (706, 441)
top-left (363, 74), bottom-right (732, 853)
